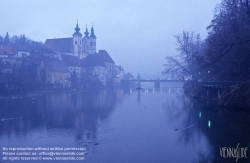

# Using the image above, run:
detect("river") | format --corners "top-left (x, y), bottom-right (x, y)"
top-left (0, 84), bottom-right (249, 163)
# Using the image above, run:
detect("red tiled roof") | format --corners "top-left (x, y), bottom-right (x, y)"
top-left (0, 45), bottom-right (15, 54)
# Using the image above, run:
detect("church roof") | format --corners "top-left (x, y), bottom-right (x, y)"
top-left (98, 50), bottom-right (115, 63)
top-left (44, 38), bottom-right (73, 53)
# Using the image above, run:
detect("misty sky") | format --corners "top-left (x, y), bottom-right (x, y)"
top-left (0, 0), bottom-right (220, 78)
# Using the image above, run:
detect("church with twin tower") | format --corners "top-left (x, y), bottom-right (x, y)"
top-left (44, 22), bottom-right (97, 59)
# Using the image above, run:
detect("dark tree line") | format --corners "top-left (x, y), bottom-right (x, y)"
top-left (0, 32), bottom-right (43, 51)
top-left (164, 0), bottom-right (250, 81)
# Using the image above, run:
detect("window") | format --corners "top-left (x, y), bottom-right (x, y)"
top-left (75, 41), bottom-right (77, 44)
top-left (90, 42), bottom-right (93, 46)
top-left (80, 40), bottom-right (81, 44)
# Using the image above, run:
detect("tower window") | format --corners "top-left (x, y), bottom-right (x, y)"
top-left (90, 42), bottom-right (93, 46)
top-left (75, 41), bottom-right (77, 44)
top-left (80, 41), bottom-right (81, 44)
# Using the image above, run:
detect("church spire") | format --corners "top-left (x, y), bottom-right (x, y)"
top-left (75, 20), bottom-right (80, 32)
top-left (90, 24), bottom-right (96, 38)
top-left (84, 24), bottom-right (89, 36)
top-left (73, 20), bottom-right (82, 36)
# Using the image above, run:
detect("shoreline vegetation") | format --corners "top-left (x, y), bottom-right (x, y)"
top-left (184, 81), bottom-right (250, 110)
top-left (162, 0), bottom-right (250, 112)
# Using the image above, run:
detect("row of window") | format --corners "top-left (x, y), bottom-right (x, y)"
top-left (47, 74), bottom-right (69, 78)
top-left (75, 41), bottom-right (96, 46)
top-left (75, 40), bottom-right (82, 45)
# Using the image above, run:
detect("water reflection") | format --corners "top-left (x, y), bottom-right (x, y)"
top-left (0, 90), bottom-right (118, 148)
top-left (0, 87), bottom-right (249, 163)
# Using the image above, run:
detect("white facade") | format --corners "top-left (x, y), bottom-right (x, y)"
top-left (73, 36), bottom-right (82, 57)
top-left (71, 23), bottom-right (97, 58)
top-left (17, 51), bottom-right (30, 58)
top-left (72, 23), bottom-right (83, 58)
top-left (88, 37), bottom-right (96, 54)
top-left (90, 66), bottom-right (107, 86)
top-left (68, 66), bottom-right (83, 79)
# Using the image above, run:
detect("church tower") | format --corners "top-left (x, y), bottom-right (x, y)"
top-left (82, 25), bottom-right (89, 56)
top-left (88, 25), bottom-right (96, 54)
top-left (72, 21), bottom-right (83, 57)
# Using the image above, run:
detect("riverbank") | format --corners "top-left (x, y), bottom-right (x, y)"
top-left (218, 82), bottom-right (250, 110)
top-left (184, 81), bottom-right (250, 110)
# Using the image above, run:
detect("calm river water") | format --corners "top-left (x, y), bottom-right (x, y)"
top-left (0, 83), bottom-right (250, 163)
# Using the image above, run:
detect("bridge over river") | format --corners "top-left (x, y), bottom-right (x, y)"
top-left (121, 79), bottom-right (183, 88)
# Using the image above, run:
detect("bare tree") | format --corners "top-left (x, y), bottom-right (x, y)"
top-left (163, 31), bottom-right (203, 80)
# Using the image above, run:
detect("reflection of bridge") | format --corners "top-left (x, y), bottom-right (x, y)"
top-left (122, 79), bottom-right (183, 82)
top-left (198, 81), bottom-right (241, 88)
top-left (121, 79), bottom-right (183, 88)
top-left (195, 81), bottom-right (242, 99)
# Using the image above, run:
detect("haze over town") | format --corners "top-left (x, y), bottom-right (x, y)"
top-left (0, 0), bottom-right (220, 78)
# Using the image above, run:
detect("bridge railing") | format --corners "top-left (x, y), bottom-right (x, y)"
top-left (198, 81), bottom-right (242, 88)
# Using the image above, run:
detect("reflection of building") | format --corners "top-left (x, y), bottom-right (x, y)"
top-left (0, 90), bottom-right (119, 150)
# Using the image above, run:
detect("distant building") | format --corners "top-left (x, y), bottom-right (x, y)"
top-left (15, 46), bottom-right (30, 58)
top-left (0, 45), bottom-right (15, 58)
top-left (61, 54), bottom-right (85, 79)
top-left (44, 22), bottom-right (97, 59)
top-left (125, 72), bottom-right (134, 80)
top-left (37, 58), bottom-right (71, 87)
top-left (42, 22), bottom-right (118, 87)
top-left (116, 65), bottom-right (124, 79)
top-left (82, 50), bottom-right (116, 86)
